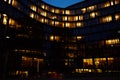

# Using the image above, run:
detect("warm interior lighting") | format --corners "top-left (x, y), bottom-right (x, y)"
top-left (77, 36), bottom-right (82, 40)
top-left (102, 16), bottom-right (112, 23)
top-left (55, 9), bottom-right (60, 13)
top-left (81, 8), bottom-right (86, 13)
top-left (83, 58), bottom-right (93, 66)
top-left (30, 13), bottom-right (34, 18)
top-left (104, 2), bottom-right (110, 7)
top-left (79, 16), bottom-right (83, 20)
top-left (63, 16), bottom-right (67, 21)
top-left (41, 4), bottom-right (45, 9)
top-left (12, 0), bottom-right (18, 7)
top-left (115, 0), bottom-right (120, 4)
top-left (111, 1), bottom-right (114, 6)
top-left (3, 14), bottom-right (8, 25)
top-left (115, 14), bottom-right (120, 20)
top-left (55, 36), bottom-right (60, 41)
top-left (66, 10), bottom-right (70, 15)
top-left (74, 16), bottom-right (78, 21)
top-left (67, 53), bottom-right (74, 58)
top-left (9, 18), bottom-right (15, 25)
top-left (30, 5), bottom-right (37, 12)
top-left (76, 22), bottom-right (82, 27)
top-left (87, 5), bottom-right (96, 11)
top-left (50, 35), bottom-right (54, 41)
top-left (90, 12), bottom-right (98, 18)
top-left (106, 39), bottom-right (119, 45)
top-left (66, 23), bottom-right (70, 28)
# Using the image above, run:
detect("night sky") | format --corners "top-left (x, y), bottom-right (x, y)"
top-left (42, 0), bottom-right (83, 8)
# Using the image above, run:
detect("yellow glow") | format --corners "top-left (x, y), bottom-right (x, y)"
top-left (3, 14), bottom-right (7, 25)
top-left (51, 9), bottom-right (55, 13)
top-left (81, 8), bottom-right (86, 13)
top-left (102, 16), bottom-right (112, 23)
top-left (30, 13), bottom-right (34, 18)
top-left (111, 1), bottom-right (114, 6)
top-left (104, 2), bottom-right (110, 7)
top-left (115, 14), bottom-right (120, 20)
top-left (41, 4), bottom-right (45, 9)
top-left (30, 5), bottom-right (37, 12)
top-left (106, 39), bottom-right (119, 45)
top-left (74, 16), bottom-right (78, 21)
top-left (83, 58), bottom-right (93, 65)
top-left (55, 36), bottom-right (60, 41)
top-left (108, 57), bottom-right (114, 60)
top-left (66, 10), bottom-right (70, 14)
top-left (67, 53), bottom-right (74, 58)
top-left (77, 36), bottom-right (82, 40)
top-left (50, 35), bottom-right (54, 41)
top-left (90, 12), bottom-right (98, 18)
top-left (9, 19), bottom-right (15, 25)
top-left (63, 16), bottom-right (67, 21)
top-left (12, 0), bottom-right (18, 7)
top-left (55, 9), bottom-right (60, 13)
top-left (87, 5), bottom-right (96, 11)
top-left (66, 23), bottom-right (70, 27)
top-left (40, 18), bottom-right (44, 23)
top-left (79, 16), bottom-right (83, 20)
top-left (76, 22), bottom-right (82, 27)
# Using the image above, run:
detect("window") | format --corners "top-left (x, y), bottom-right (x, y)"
top-left (65, 10), bottom-right (70, 15)
top-left (67, 53), bottom-right (74, 58)
top-left (87, 5), bottom-right (96, 12)
top-left (94, 58), bottom-right (106, 68)
top-left (30, 5), bottom-right (37, 12)
top-left (115, 14), bottom-right (120, 20)
top-left (74, 16), bottom-right (78, 21)
top-left (76, 22), bottom-right (83, 27)
top-left (90, 12), bottom-right (98, 18)
top-left (115, 0), bottom-right (120, 4)
top-left (83, 58), bottom-right (93, 68)
top-left (77, 36), bottom-right (82, 40)
top-left (81, 8), bottom-right (86, 13)
top-left (12, 0), bottom-right (18, 7)
top-left (63, 16), bottom-right (67, 21)
top-left (22, 56), bottom-right (32, 67)
top-left (79, 15), bottom-right (83, 21)
top-left (30, 13), bottom-right (34, 18)
top-left (101, 16), bottom-right (112, 23)
top-left (104, 1), bottom-right (111, 8)
top-left (3, 14), bottom-right (8, 25)
top-left (106, 39), bottom-right (119, 45)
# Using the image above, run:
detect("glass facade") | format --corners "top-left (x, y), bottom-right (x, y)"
top-left (0, 0), bottom-right (120, 79)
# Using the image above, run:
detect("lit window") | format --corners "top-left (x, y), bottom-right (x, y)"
top-left (40, 18), bottom-right (44, 23)
top-left (76, 22), bottom-right (82, 27)
top-left (50, 35), bottom-right (54, 41)
top-left (67, 53), bottom-right (74, 58)
top-left (30, 13), bottom-right (34, 18)
top-left (12, 0), bottom-right (18, 7)
top-left (30, 5), bottom-right (37, 12)
top-left (8, 0), bottom-right (11, 4)
top-left (90, 12), bottom-right (98, 18)
top-left (65, 22), bottom-right (70, 28)
top-left (41, 4), bottom-right (45, 9)
top-left (104, 2), bottom-right (110, 8)
top-left (74, 16), bottom-right (78, 21)
top-left (41, 11), bottom-right (47, 17)
top-left (111, 1), bottom-right (114, 6)
top-left (94, 58), bottom-right (106, 68)
top-left (81, 8), bottom-right (86, 13)
top-left (77, 36), bottom-right (82, 40)
top-left (51, 8), bottom-right (55, 13)
top-left (101, 16), bottom-right (112, 23)
top-left (79, 15), bottom-right (83, 20)
top-left (3, 14), bottom-right (8, 25)
top-left (55, 36), bottom-right (60, 41)
top-left (4, 0), bottom-right (7, 2)
top-left (9, 18), bottom-right (15, 25)
top-left (106, 39), bottom-right (119, 45)
top-left (83, 58), bottom-right (93, 67)
top-left (63, 16), bottom-right (67, 21)
top-left (115, 14), bottom-right (120, 20)
top-left (66, 10), bottom-right (70, 15)
top-left (115, 0), bottom-right (120, 4)
top-left (55, 21), bottom-right (59, 26)
top-left (87, 5), bottom-right (96, 12)
top-left (55, 9), bottom-right (60, 13)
